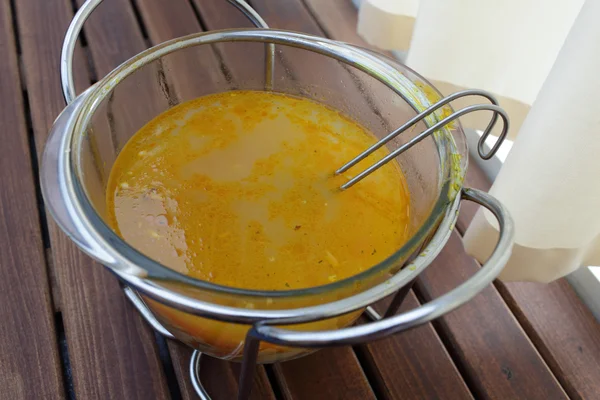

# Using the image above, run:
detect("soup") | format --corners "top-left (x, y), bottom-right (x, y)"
top-left (106, 90), bottom-right (411, 360)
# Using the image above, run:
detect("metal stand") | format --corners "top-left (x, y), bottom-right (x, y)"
top-left (55, 3), bottom-right (515, 400)
top-left (113, 189), bottom-right (512, 400)
top-left (186, 281), bottom-right (416, 400)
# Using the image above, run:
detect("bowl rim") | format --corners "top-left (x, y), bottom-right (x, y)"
top-left (67, 28), bottom-right (466, 302)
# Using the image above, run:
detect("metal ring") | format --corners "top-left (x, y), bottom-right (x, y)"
top-left (60, 0), bottom-right (273, 104)
top-left (112, 192), bottom-right (461, 324)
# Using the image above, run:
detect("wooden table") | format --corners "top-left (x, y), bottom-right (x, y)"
top-left (2, 0), bottom-right (599, 398)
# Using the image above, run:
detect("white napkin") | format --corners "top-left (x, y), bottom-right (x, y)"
top-left (463, 0), bottom-right (600, 282)
top-left (358, 0), bottom-right (584, 138)
top-left (358, 0), bottom-right (419, 51)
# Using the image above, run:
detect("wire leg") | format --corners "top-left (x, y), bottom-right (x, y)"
top-left (189, 351), bottom-right (212, 400)
top-left (237, 334), bottom-right (261, 400)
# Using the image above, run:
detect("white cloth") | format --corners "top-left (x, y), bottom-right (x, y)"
top-left (358, 0), bottom-right (584, 138)
top-left (463, 0), bottom-right (600, 282)
top-left (358, 0), bottom-right (419, 51)
top-left (357, 0), bottom-right (600, 282)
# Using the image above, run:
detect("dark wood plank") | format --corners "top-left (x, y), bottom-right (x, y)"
top-left (462, 161), bottom-right (600, 400)
top-left (0, 1), bottom-right (65, 398)
top-left (165, 342), bottom-right (197, 400)
top-left (191, 0), bottom-right (278, 90)
top-left (75, 0), bottom-right (168, 152)
top-left (359, 292), bottom-right (473, 400)
top-left (294, 3), bottom-right (475, 398)
top-left (17, 0), bottom-right (171, 398)
top-left (208, 1), bottom-right (383, 396)
top-left (132, 0), bottom-right (228, 100)
top-left (498, 280), bottom-right (600, 400)
top-left (415, 233), bottom-right (567, 399)
top-left (133, 1), bottom-right (278, 398)
top-left (248, 0), bottom-right (373, 107)
top-left (75, 0), bottom-right (146, 81)
top-left (274, 347), bottom-right (376, 400)
top-left (305, 4), bottom-right (584, 396)
top-left (168, 341), bottom-right (276, 400)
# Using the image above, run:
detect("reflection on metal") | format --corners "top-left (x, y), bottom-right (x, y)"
top-left (190, 351), bottom-right (211, 400)
top-left (123, 286), bottom-right (175, 339)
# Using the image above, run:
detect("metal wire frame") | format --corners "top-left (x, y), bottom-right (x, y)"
top-left (337, 90), bottom-right (509, 189)
top-left (60, 0), bottom-right (274, 104)
top-left (53, 1), bottom-right (515, 399)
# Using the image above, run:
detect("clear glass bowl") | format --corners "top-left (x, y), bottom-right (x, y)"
top-left (45, 30), bottom-right (466, 363)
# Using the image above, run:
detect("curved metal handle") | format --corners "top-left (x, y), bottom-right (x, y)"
top-left (338, 89), bottom-right (510, 189)
top-left (61, 0), bottom-right (273, 104)
top-left (248, 188), bottom-right (514, 347)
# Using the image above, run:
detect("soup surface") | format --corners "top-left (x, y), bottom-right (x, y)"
top-left (107, 91), bottom-right (411, 290)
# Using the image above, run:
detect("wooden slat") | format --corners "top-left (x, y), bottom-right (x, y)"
top-left (248, 0), bottom-right (374, 112)
top-left (191, 0), bottom-right (271, 87)
top-left (0, 1), bottom-right (64, 398)
top-left (498, 280), bottom-right (600, 400)
top-left (249, 0), bottom-right (327, 41)
top-left (292, 3), bottom-right (476, 398)
top-left (167, 341), bottom-right (276, 400)
top-left (132, 0), bottom-right (227, 100)
top-left (132, 1), bottom-right (277, 398)
top-left (17, 0), bottom-right (171, 398)
top-left (274, 348), bottom-right (376, 400)
top-left (74, 0), bottom-right (146, 82)
top-left (415, 233), bottom-right (568, 399)
top-left (209, 0), bottom-right (382, 396)
top-left (359, 293), bottom-right (473, 399)
top-left (74, 0), bottom-right (168, 151)
top-left (304, 3), bottom-right (587, 399)
top-left (462, 160), bottom-right (600, 400)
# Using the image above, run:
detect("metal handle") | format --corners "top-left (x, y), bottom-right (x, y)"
top-left (61, 0), bottom-right (273, 104)
top-left (337, 89), bottom-right (510, 189)
top-left (248, 187), bottom-right (513, 346)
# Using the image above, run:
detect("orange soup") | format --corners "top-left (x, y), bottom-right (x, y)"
top-left (107, 91), bottom-right (410, 291)
top-left (107, 91), bottom-right (411, 290)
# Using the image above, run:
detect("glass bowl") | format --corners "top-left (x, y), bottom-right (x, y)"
top-left (42, 29), bottom-right (469, 363)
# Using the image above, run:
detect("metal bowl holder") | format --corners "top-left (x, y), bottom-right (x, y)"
top-left (60, 1), bottom-right (514, 399)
